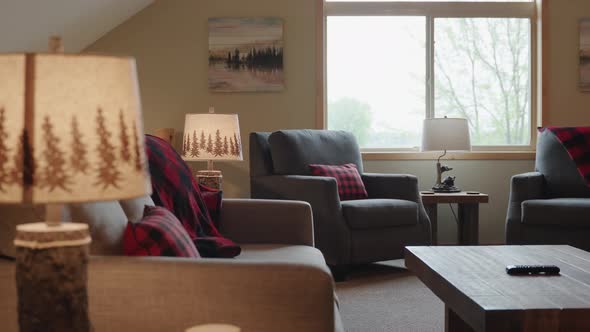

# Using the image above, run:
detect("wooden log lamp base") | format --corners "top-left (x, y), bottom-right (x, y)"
top-left (14, 222), bottom-right (92, 332)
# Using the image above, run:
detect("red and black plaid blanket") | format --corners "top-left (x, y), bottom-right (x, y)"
top-left (145, 135), bottom-right (241, 258)
top-left (540, 127), bottom-right (590, 185)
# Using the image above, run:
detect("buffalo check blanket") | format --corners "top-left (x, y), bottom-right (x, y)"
top-left (145, 135), bottom-right (241, 258)
top-left (540, 127), bottom-right (590, 186)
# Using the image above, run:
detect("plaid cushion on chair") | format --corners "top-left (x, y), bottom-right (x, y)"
top-left (309, 163), bottom-right (368, 201)
top-left (145, 135), bottom-right (241, 258)
top-left (124, 205), bottom-right (200, 258)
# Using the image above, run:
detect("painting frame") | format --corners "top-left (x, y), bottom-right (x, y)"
top-left (579, 19), bottom-right (590, 92)
top-left (208, 17), bottom-right (285, 93)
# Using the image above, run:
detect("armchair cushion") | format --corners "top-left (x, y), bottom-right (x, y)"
top-left (309, 163), bottom-right (368, 201)
top-left (341, 199), bottom-right (418, 229)
top-left (522, 198), bottom-right (590, 227)
top-left (268, 130), bottom-right (363, 175)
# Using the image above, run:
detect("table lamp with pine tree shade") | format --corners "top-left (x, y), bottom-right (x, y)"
top-left (182, 107), bottom-right (243, 189)
top-left (0, 37), bottom-right (151, 332)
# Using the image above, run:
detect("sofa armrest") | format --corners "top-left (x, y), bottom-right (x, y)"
top-left (506, 172), bottom-right (545, 244)
top-left (0, 256), bottom-right (335, 332)
top-left (219, 199), bottom-right (314, 246)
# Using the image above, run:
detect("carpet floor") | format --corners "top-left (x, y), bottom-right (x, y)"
top-left (335, 260), bottom-right (444, 332)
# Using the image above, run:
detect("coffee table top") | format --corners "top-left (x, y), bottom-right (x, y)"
top-left (405, 245), bottom-right (590, 331)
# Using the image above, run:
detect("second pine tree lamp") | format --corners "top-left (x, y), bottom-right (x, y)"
top-left (182, 107), bottom-right (242, 189)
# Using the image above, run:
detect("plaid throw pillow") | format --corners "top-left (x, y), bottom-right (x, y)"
top-left (145, 135), bottom-right (241, 258)
top-left (124, 205), bottom-right (200, 258)
top-left (309, 163), bottom-right (368, 201)
top-left (199, 184), bottom-right (223, 228)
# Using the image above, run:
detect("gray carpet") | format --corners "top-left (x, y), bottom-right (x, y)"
top-left (335, 260), bottom-right (444, 332)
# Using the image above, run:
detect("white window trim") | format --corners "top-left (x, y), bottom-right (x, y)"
top-left (321, 1), bottom-right (538, 153)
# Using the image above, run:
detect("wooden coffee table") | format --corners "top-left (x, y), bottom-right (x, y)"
top-left (405, 245), bottom-right (590, 332)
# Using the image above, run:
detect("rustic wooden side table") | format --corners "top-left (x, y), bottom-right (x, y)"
top-left (420, 192), bottom-right (489, 245)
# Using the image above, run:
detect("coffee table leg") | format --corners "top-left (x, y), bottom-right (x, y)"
top-left (445, 305), bottom-right (475, 332)
top-left (458, 203), bottom-right (479, 245)
top-left (424, 203), bottom-right (438, 245)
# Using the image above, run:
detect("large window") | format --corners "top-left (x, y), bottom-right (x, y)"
top-left (324, 0), bottom-right (535, 151)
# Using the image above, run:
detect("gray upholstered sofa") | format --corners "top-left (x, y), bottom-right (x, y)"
top-left (506, 128), bottom-right (590, 250)
top-left (0, 198), bottom-right (343, 332)
top-left (250, 130), bottom-right (431, 272)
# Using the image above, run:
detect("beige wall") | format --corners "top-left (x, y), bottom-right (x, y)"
top-left (87, 0), bottom-right (318, 199)
top-left (87, 0), bottom-right (586, 245)
top-left (546, 0), bottom-right (590, 125)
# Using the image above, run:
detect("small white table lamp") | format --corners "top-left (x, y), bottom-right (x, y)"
top-left (182, 107), bottom-right (243, 189)
top-left (421, 117), bottom-right (471, 192)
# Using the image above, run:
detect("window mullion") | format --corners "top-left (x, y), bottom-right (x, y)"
top-left (426, 15), bottom-right (435, 119)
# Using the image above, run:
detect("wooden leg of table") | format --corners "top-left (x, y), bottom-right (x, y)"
top-left (424, 203), bottom-right (438, 245)
top-left (445, 305), bottom-right (475, 332)
top-left (458, 203), bottom-right (479, 245)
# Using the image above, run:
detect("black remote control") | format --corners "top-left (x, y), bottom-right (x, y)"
top-left (506, 265), bottom-right (560, 275)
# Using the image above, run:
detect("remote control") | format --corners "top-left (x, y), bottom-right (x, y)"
top-left (506, 265), bottom-right (560, 275)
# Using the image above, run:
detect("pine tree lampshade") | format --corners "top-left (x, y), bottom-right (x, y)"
top-left (0, 38), bottom-right (151, 332)
top-left (181, 111), bottom-right (242, 189)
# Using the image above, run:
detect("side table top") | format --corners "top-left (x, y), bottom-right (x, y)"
top-left (420, 191), bottom-right (489, 204)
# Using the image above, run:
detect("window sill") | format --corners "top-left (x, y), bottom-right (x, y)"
top-left (362, 151), bottom-right (536, 161)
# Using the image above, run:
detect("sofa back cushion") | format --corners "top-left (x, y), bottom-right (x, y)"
top-left (268, 130), bottom-right (363, 175)
top-left (68, 201), bottom-right (128, 256)
top-left (120, 195), bottom-right (156, 224)
top-left (536, 129), bottom-right (590, 198)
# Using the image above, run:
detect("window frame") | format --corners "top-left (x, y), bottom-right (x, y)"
top-left (318, 0), bottom-right (539, 157)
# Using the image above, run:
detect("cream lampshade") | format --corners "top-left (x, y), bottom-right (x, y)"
top-left (0, 37), bottom-right (151, 332)
top-left (181, 109), bottom-right (242, 189)
top-left (421, 117), bottom-right (471, 192)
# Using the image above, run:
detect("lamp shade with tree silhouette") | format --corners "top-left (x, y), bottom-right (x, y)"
top-left (181, 110), bottom-right (242, 189)
top-left (0, 39), bottom-right (151, 331)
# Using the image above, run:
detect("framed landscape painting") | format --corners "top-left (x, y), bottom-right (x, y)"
top-left (208, 17), bottom-right (284, 92)
top-left (580, 19), bottom-right (590, 91)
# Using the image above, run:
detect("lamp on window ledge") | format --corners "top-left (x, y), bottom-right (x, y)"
top-left (0, 36), bottom-right (151, 332)
top-left (421, 117), bottom-right (471, 192)
top-left (181, 107), bottom-right (243, 189)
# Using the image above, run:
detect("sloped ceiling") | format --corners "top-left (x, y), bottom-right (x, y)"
top-left (0, 0), bottom-right (154, 53)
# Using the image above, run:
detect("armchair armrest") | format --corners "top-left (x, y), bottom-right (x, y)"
top-left (506, 172), bottom-right (545, 244)
top-left (219, 199), bottom-right (314, 246)
top-left (251, 175), bottom-right (351, 265)
top-left (361, 173), bottom-right (421, 202)
top-left (0, 256), bottom-right (335, 332)
top-left (508, 172), bottom-right (545, 204)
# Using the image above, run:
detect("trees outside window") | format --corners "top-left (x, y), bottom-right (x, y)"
top-left (325, 1), bottom-right (534, 150)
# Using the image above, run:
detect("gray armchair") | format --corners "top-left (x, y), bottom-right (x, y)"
top-left (250, 130), bottom-right (431, 271)
top-left (506, 129), bottom-right (590, 250)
